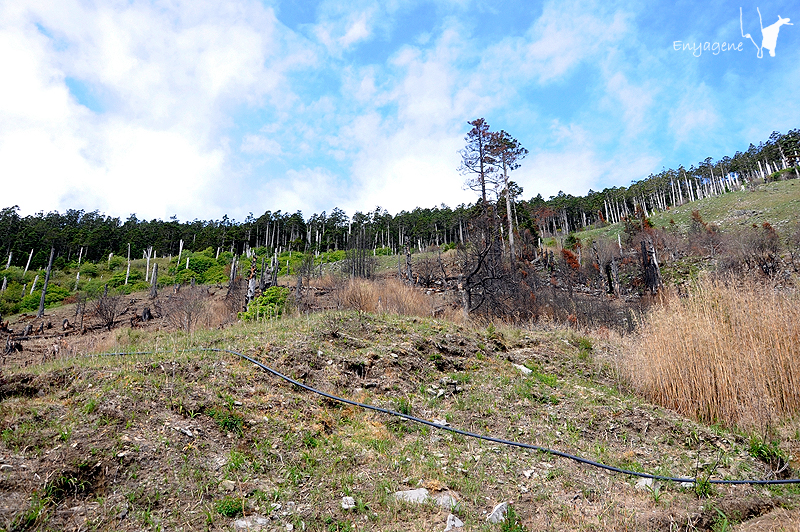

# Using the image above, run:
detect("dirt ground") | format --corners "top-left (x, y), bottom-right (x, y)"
top-left (1, 282), bottom-right (799, 531)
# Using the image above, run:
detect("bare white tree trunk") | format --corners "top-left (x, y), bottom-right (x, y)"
top-left (74, 247), bottom-right (83, 291)
top-left (125, 243), bottom-right (131, 285)
top-left (145, 246), bottom-right (152, 282)
top-left (23, 249), bottom-right (33, 280)
top-left (150, 263), bottom-right (158, 299)
top-left (30, 274), bottom-right (39, 294)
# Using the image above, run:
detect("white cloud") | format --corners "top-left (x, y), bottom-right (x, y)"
top-left (0, 0), bottom-right (313, 220)
top-left (241, 134), bottom-right (283, 156)
top-left (668, 83), bottom-right (720, 146)
top-left (261, 167), bottom-right (345, 215)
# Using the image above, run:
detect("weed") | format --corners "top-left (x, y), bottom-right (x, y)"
top-left (394, 397), bottom-right (412, 416)
top-left (694, 477), bottom-right (713, 499)
top-left (501, 504), bottom-right (528, 532)
top-left (302, 431), bottom-right (319, 449)
top-left (8, 493), bottom-right (47, 531)
top-left (325, 517), bottom-right (354, 531)
top-left (83, 398), bottom-right (98, 415)
top-left (227, 450), bottom-right (246, 471)
top-left (207, 407), bottom-right (244, 436)
top-left (215, 496), bottom-right (244, 517)
top-left (748, 435), bottom-right (787, 469)
top-left (711, 507), bottom-right (731, 532)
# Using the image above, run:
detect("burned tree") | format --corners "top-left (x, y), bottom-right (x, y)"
top-left (36, 247), bottom-right (55, 318)
top-left (490, 130), bottom-right (527, 261)
top-left (458, 118), bottom-right (497, 206)
top-left (96, 285), bottom-right (122, 331)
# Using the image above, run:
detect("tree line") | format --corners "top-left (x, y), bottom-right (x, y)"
top-left (1, 128), bottom-right (797, 272)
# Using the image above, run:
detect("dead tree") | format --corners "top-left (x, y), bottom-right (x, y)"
top-left (246, 255), bottom-right (257, 308)
top-left (640, 240), bottom-right (661, 294)
top-left (125, 243), bottom-right (131, 285)
top-left (36, 248), bottom-right (54, 318)
top-left (22, 249), bottom-right (33, 280)
top-left (96, 286), bottom-right (122, 331)
top-left (149, 263), bottom-right (158, 298)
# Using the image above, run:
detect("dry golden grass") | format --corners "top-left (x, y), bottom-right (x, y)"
top-left (339, 277), bottom-right (433, 317)
top-left (626, 276), bottom-right (800, 430)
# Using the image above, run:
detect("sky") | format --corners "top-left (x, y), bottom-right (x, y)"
top-left (1, 0), bottom-right (799, 222)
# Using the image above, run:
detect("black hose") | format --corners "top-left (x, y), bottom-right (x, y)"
top-left (97, 347), bottom-right (800, 486)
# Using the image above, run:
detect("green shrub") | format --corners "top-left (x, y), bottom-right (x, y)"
top-left (188, 254), bottom-right (216, 275)
top-left (108, 269), bottom-right (142, 288)
top-left (217, 251), bottom-right (234, 266)
top-left (201, 264), bottom-right (228, 284)
top-left (79, 263), bottom-right (98, 276)
top-left (108, 255), bottom-right (125, 270)
top-left (175, 269), bottom-right (198, 284)
top-left (239, 286), bottom-right (289, 321)
top-left (19, 285), bottom-right (71, 312)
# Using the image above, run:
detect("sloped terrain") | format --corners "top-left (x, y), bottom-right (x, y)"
top-left (1, 312), bottom-right (797, 531)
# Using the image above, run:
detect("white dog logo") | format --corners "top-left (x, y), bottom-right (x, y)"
top-left (741, 7), bottom-right (792, 58)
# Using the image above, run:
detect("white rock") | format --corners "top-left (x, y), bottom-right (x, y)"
top-left (341, 496), bottom-right (356, 510)
top-left (635, 478), bottom-right (654, 491)
top-left (393, 488), bottom-right (430, 504)
top-left (431, 419), bottom-right (449, 426)
top-left (219, 479), bottom-right (236, 492)
top-left (233, 515), bottom-right (270, 531)
top-left (486, 502), bottom-right (508, 523)
top-left (433, 493), bottom-right (458, 510)
top-left (444, 513), bottom-right (464, 531)
top-left (512, 363), bottom-right (533, 375)
top-left (680, 481), bottom-right (695, 488)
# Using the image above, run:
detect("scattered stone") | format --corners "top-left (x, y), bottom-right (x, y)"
top-left (0, 464), bottom-right (13, 471)
top-left (680, 481), bottom-right (695, 489)
top-left (172, 426), bottom-right (193, 438)
top-left (431, 418), bottom-right (449, 426)
top-left (286, 524), bottom-right (293, 531)
top-left (512, 363), bottom-right (532, 375)
top-left (220, 479), bottom-right (236, 492)
top-left (433, 493), bottom-right (458, 510)
top-left (522, 469), bottom-right (536, 479)
top-left (341, 496), bottom-right (356, 510)
top-left (486, 502), bottom-right (508, 523)
top-left (635, 478), bottom-right (654, 491)
top-left (444, 513), bottom-right (464, 531)
top-left (233, 515), bottom-right (270, 531)
top-left (393, 488), bottom-right (429, 504)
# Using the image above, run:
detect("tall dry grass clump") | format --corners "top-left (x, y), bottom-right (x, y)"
top-left (340, 278), bottom-right (432, 317)
top-left (627, 276), bottom-right (800, 431)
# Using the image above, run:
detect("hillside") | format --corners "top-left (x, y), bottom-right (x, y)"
top-left (575, 179), bottom-right (800, 243)
top-left (2, 311), bottom-right (799, 531)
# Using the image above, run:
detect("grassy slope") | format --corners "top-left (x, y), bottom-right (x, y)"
top-left (2, 312), bottom-right (797, 531)
top-left (575, 179), bottom-right (800, 243)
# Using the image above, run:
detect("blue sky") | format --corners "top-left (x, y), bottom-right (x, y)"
top-left (1, 0), bottom-right (798, 221)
